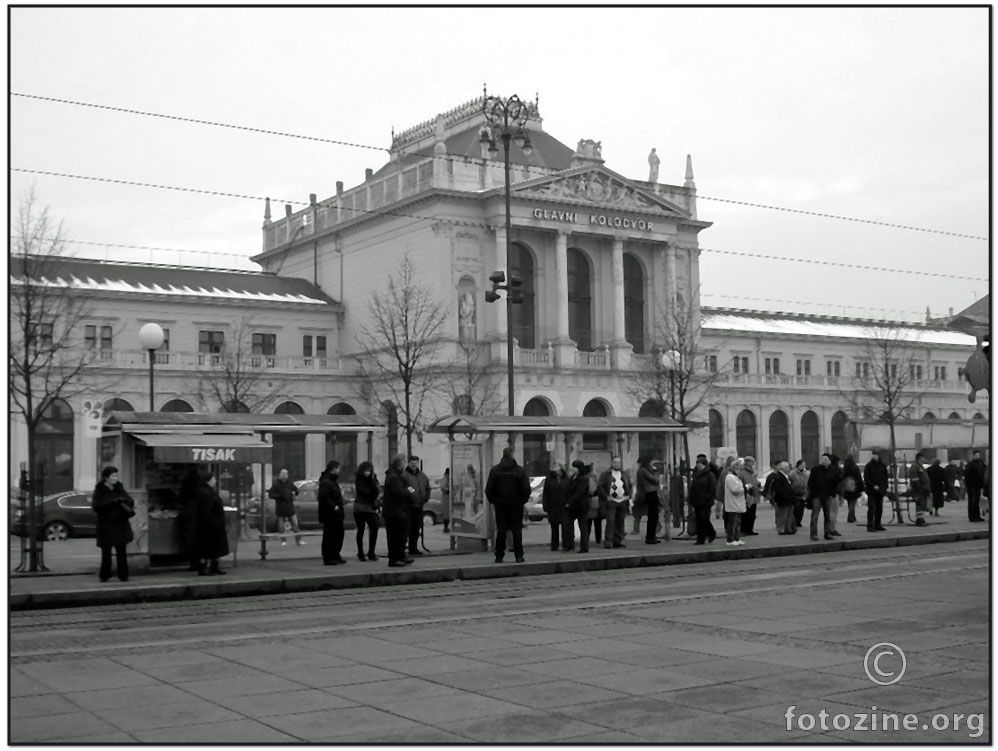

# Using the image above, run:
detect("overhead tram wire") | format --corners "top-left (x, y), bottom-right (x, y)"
top-left (11, 167), bottom-right (989, 284)
top-left (12, 91), bottom-right (988, 243)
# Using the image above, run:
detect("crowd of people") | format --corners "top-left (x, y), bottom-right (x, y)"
top-left (91, 447), bottom-right (988, 579)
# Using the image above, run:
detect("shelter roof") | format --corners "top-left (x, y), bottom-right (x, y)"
top-left (427, 415), bottom-right (687, 435)
top-left (104, 411), bottom-right (382, 433)
top-left (12, 256), bottom-right (338, 307)
top-left (701, 307), bottom-right (977, 346)
top-left (947, 295), bottom-right (990, 338)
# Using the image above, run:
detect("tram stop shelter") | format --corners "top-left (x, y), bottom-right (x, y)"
top-left (101, 411), bottom-right (384, 573)
top-left (426, 414), bottom-right (687, 551)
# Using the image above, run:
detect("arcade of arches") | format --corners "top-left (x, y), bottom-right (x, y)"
top-left (709, 408), bottom-right (859, 467)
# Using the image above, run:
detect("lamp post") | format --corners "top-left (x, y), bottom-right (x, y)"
top-left (138, 322), bottom-right (165, 411)
top-left (481, 87), bottom-right (533, 417)
top-left (661, 348), bottom-right (683, 533)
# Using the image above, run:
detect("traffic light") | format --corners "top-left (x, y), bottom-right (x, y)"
top-left (508, 276), bottom-right (524, 304)
top-left (485, 270), bottom-right (506, 303)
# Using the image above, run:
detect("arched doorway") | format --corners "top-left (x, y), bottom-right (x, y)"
top-left (381, 401), bottom-right (399, 460)
top-left (582, 399), bottom-right (610, 453)
top-left (831, 410), bottom-right (850, 458)
top-left (35, 398), bottom-right (74, 495)
top-left (735, 409), bottom-right (757, 460)
top-left (800, 410), bottom-right (820, 468)
top-left (623, 253), bottom-right (645, 354)
top-left (708, 409), bottom-right (724, 461)
top-left (768, 410), bottom-right (789, 466)
top-left (639, 400), bottom-right (666, 461)
top-left (327, 402), bottom-right (358, 478)
top-left (273, 401), bottom-right (306, 481)
top-left (509, 243), bottom-right (536, 349)
top-left (522, 397), bottom-right (550, 476)
top-left (161, 399), bottom-right (194, 413)
top-left (567, 248), bottom-right (593, 351)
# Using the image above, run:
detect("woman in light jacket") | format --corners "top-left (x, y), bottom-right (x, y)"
top-left (724, 458), bottom-right (747, 546)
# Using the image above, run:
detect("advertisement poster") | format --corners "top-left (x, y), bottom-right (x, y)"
top-left (449, 442), bottom-right (489, 540)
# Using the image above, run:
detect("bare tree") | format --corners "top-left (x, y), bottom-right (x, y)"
top-left (841, 324), bottom-right (928, 484)
top-left (444, 340), bottom-right (507, 416)
top-left (187, 313), bottom-right (289, 413)
top-left (9, 190), bottom-right (96, 570)
top-left (627, 290), bottom-right (729, 471)
top-left (354, 253), bottom-right (449, 456)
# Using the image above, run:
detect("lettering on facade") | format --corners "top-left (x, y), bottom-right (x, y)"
top-left (532, 207), bottom-right (654, 231)
top-left (191, 447), bottom-right (237, 462)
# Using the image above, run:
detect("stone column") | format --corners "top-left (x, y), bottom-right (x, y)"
top-left (663, 244), bottom-right (677, 321)
top-left (609, 236), bottom-right (633, 369)
top-left (552, 231), bottom-right (576, 368)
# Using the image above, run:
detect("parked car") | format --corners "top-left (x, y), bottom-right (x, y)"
top-left (245, 480), bottom-right (356, 532)
top-left (10, 491), bottom-right (97, 541)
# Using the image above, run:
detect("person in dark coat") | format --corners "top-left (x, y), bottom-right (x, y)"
top-left (965, 450), bottom-right (987, 522)
top-left (807, 453), bottom-right (839, 541)
top-left (840, 456), bottom-right (865, 524)
top-left (268, 468), bottom-right (302, 546)
top-left (178, 465), bottom-right (203, 572)
top-left (485, 447), bottom-right (531, 563)
top-left (91, 466), bottom-right (135, 582)
top-left (943, 459), bottom-right (960, 504)
top-left (194, 470), bottom-right (229, 575)
top-left (542, 461), bottom-right (569, 551)
top-left (927, 459), bottom-right (947, 515)
top-left (688, 454), bottom-right (717, 544)
top-left (770, 460), bottom-right (797, 535)
top-left (318, 460), bottom-right (346, 565)
top-left (863, 452), bottom-right (889, 532)
top-left (353, 461), bottom-right (381, 561)
top-left (636, 455), bottom-right (662, 544)
top-left (404, 456), bottom-right (431, 556)
top-left (909, 453), bottom-right (931, 527)
top-left (564, 460), bottom-right (593, 552)
top-left (383, 453), bottom-right (414, 567)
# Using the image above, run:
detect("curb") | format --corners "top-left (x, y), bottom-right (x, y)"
top-left (9, 529), bottom-right (989, 611)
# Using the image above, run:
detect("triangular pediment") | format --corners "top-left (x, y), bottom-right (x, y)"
top-left (508, 165), bottom-right (691, 218)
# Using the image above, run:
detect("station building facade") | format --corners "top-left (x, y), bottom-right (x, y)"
top-left (10, 96), bottom-right (988, 494)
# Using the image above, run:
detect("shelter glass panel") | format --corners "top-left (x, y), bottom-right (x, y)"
top-left (768, 410), bottom-right (789, 466)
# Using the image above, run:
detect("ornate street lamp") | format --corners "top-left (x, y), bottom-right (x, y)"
top-left (481, 86), bottom-right (533, 417)
top-left (138, 322), bottom-right (165, 411)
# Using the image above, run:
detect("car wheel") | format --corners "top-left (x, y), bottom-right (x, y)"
top-left (423, 510), bottom-right (437, 526)
top-left (43, 520), bottom-right (71, 541)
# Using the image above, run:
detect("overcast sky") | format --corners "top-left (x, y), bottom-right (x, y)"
top-left (9, 6), bottom-right (989, 323)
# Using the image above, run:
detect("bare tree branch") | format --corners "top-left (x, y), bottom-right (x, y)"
top-left (441, 340), bottom-right (506, 416)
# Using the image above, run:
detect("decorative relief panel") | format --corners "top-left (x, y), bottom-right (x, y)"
top-left (523, 170), bottom-right (660, 211)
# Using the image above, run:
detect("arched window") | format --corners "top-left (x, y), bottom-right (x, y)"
top-left (948, 412), bottom-right (961, 420)
top-left (831, 410), bottom-right (850, 459)
top-left (769, 410), bottom-right (789, 466)
top-left (567, 248), bottom-right (593, 352)
top-left (326, 402), bottom-right (358, 478)
top-left (800, 410), bottom-right (820, 468)
top-left (161, 399), bottom-right (194, 413)
top-left (735, 409), bottom-right (757, 460)
top-left (709, 409), bottom-right (724, 456)
top-left (509, 243), bottom-right (536, 350)
top-left (623, 253), bottom-right (645, 354)
top-left (273, 402), bottom-right (306, 481)
top-left (381, 401), bottom-right (399, 460)
top-left (105, 398), bottom-right (134, 413)
top-left (923, 412), bottom-right (936, 422)
top-left (35, 398), bottom-right (74, 494)
top-left (639, 400), bottom-right (666, 461)
top-left (522, 397), bottom-right (551, 476)
top-left (582, 399), bottom-right (609, 451)
top-left (974, 412), bottom-right (985, 420)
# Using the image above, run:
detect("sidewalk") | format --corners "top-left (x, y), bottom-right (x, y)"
top-left (9, 504), bottom-right (989, 610)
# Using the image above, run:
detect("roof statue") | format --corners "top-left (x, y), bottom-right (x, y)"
top-left (648, 148), bottom-right (660, 183)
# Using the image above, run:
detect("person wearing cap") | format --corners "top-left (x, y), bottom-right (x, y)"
top-left (383, 453), bottom-right (415, 567)
top-left (485, 446), bottom-right (531, 563)
top-left (636, 454), bottom-right (662, 544)
top-left (863, 451), bottom-right (888, 532)
top-left (597, 455), bottom-right (632, 549)
top-left (565, 460), bottom-right (594, 552)
top-left (404, 455), bottom-right (431, 556)
top-left (317, 460), bottom-right (346, 565)
top-left (723, 458), bottom-right (747, 546)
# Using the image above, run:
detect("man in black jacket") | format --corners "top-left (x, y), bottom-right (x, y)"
top-left (863, 452), bottom-right (888, 532)
top-left (965, 450), bottom-right (987, 522)
top-left (807, 453), bottom-right (839, 541)
top-left (485, 447), bottom-right (531, 563)
top-left (688, 455), bottom-right (717, 545)
top-left (383, 453), bottom-right (415, 567)
top-left (317, 461), bottom-right (346, 565)
top-left (770, 460), bottom-right (797, 535)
